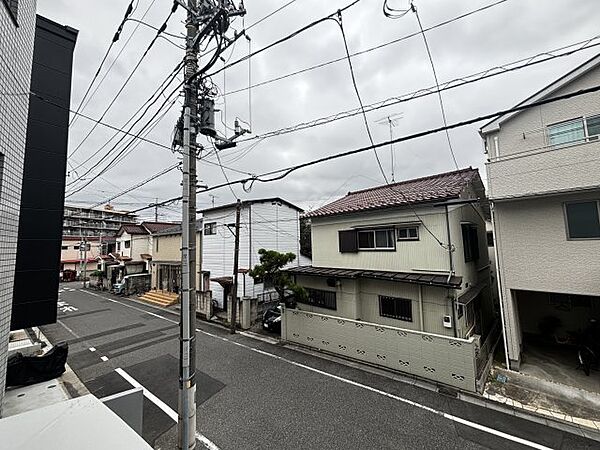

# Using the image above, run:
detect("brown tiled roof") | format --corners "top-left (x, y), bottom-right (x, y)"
top-left (142, 222), bottom-right (179, 234)
top-left (287, 265), bottom-right (462, 289)
top-left (118, 224), bottom-right (148, 236)
top-left (305, 168), bottom-right (479, 218)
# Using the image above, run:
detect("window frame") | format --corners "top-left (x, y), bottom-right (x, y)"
top-left (378, 295), bottom-right (413, 322)
top-left (461, 223), bottom-right (480, 263)
top-left (298, 288), bottom-right (337, 310)
top-left (204, 222), bottom-right (217, 235)
top-left (356, 228), bottom-right (396, 251)
top-left (396, 225), bottom-right (419, 241)
top-left (547, 114), bottom-right (600, 148)
top-left (124, 240), bottom-right (131, 249)
top-left (563, 200), bottom-right (600, 240)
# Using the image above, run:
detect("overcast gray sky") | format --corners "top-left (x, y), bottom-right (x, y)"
top-left (37, 0), bottom-right (600, 221)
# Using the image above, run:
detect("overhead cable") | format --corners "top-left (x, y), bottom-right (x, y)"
top-left (130, 83), bottom-right (600, 214)
top-left (69, 1), bottom-right (179, 158)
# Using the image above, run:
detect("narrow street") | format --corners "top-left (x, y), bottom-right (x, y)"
top-left (42, 285), bottom-right (596, 450)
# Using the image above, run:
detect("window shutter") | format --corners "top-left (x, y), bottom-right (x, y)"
top-left (338, 230), bottom-right (358, 253)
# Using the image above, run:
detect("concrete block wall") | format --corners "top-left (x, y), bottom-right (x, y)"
top-left (0, 0), bottom-right (36, 414)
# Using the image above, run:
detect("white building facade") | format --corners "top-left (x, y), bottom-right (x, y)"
top-left (200, 198), bottom-right (304, 308)
top-left (0, 0), bottom-right (36, 414)
top-left (481, 54), bottom-right (600, 370)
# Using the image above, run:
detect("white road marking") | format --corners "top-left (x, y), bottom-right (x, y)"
top-left (115, 368), bottom-right (219, 450)
top-left (100, 355), bottom-right (109, 362)
top-left (89, 347), bottom-right (96, 352)
top-left (83, 290), bottom-right (552, 450)
top-left (57, 319), bottom-right (80, 338)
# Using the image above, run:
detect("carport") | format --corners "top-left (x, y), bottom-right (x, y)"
top-left (514, 289), bottom-right (600, 392)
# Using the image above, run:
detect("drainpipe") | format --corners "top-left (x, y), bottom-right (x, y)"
top-left (445, 205), bottom-right (458, 338)
top-left (418, 285), bottom-right (424, 331)
top-left (491, 201), bottom-right (511, 370)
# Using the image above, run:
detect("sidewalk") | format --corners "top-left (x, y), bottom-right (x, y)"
top-left (483, 366), bottom-right (600, 433)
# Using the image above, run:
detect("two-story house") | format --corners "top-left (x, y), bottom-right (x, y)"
top-left (281, 168), bottom-right (497, 392)
top-left (201, 198), bottom-right (306, 309)
top-left (292, 167), bottom-right (493, 338)
top-left (115, 221), bottom-right (177, 264)
top-left (480, 54), bottom-right (600, 372)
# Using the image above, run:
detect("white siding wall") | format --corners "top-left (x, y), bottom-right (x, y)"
top-left (311, 207), bottom-right (450, 272)
top-left (0, 0), bottom-right (36, 415)
top-left (202, 201), bottom-right (302, 306)
top-left (486, 66), bottom-right (600, 199)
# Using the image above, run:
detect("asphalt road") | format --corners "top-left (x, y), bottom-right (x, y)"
top-left (41, 284), bottom-right (598, 450)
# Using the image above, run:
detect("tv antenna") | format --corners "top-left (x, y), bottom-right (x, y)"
top-left (375, 112), bottom-right (403, 182)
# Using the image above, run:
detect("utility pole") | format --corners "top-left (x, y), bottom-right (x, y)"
top-left (179, 0), bottom-right (199, 448)
top-left (176, 2), bottom-right (245, 446)
top-left (230, 199), bottom-right (241, 334)
top-left (155, 197), bottom-right (159, 222)
top-left (82, 236), bottom-right (88, 288)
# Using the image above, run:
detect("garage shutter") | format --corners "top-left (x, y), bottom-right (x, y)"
top-left (338, 230), bottom-right (358, 253)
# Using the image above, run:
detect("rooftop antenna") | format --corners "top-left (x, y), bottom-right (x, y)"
top-left (375, 112), bottom-right (403, 182)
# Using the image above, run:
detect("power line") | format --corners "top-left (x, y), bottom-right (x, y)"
top-left (69, 60), bottom-right (184, 172)
top-left (90, 162), bottom-right (181, 208)
top-left (336, 12), bottom-right (388, 184)
top-left (74, 0), bottom-right (162, 123)
top-left (69, 0), bottom-right (138, 127)
top-left (69, 2), bottom-right (179, 158)
top-left (129, 83), bottom-right (600, 214)
top-left (219, 0), bottom-right (509, 98)
top-left (412, 2), bottom-right (459, 169)
top-left (234, 36), bottom-right (600, 143)
top-left (202, 0), bottom-right (362, 80)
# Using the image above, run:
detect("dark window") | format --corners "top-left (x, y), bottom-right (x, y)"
top-left (461, 224), bottom-right (480, 262)
top-left (124, 240), bottom-right (131, 249)
top-left (117, 242), bottom-right (121, 251)
top-left (486, 230), bottom-right (494, 247)
top-left (338, 230), bottom-right (358, 253)
top-left (588, 115), bottom-right (600, 138)
top-left (74, 245), bottom-right (79, 250)
top-left (379, 295), bottom-right (412, 322)
top-left (299, 288), bottom-right (337, 310)
top-left (457, 304), bottom-right (464, 319)
top-left (204, 222), bottom-right (217, 235)
top-left (397, 226), bottom-right (419, 241)
top-left (565, 201), bottom-right (600, 239)
top-left (357, 229), bottom-right (395, 250)
top-left (61, 246), bottom-right (68, 250)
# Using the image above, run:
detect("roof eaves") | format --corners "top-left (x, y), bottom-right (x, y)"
top-left (479, 53), bottom-right (600, 136)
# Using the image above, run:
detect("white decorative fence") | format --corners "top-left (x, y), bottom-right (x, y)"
top-left (282, 308), bottom-right (480, 392)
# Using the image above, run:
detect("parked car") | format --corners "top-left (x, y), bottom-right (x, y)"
top-left (262, 305), bottom-right (282, 333)
top-left (111, 273), bottom-right (151, 296)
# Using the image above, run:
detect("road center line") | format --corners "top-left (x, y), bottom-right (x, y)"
top-left (81, 290), bottom-right (551, 450)
top-left (89, 347), bottom-right (96, 352)
top-left (100, 355), bottom-right (109, 362)
top-left (115, 367), bottom-right (219, 450)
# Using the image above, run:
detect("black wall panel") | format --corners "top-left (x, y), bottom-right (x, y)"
top-left (11, 16), bottom-right (77, 330)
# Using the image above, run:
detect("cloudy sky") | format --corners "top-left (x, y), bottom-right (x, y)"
top-left (38, 0), bottom-right (600, 221)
